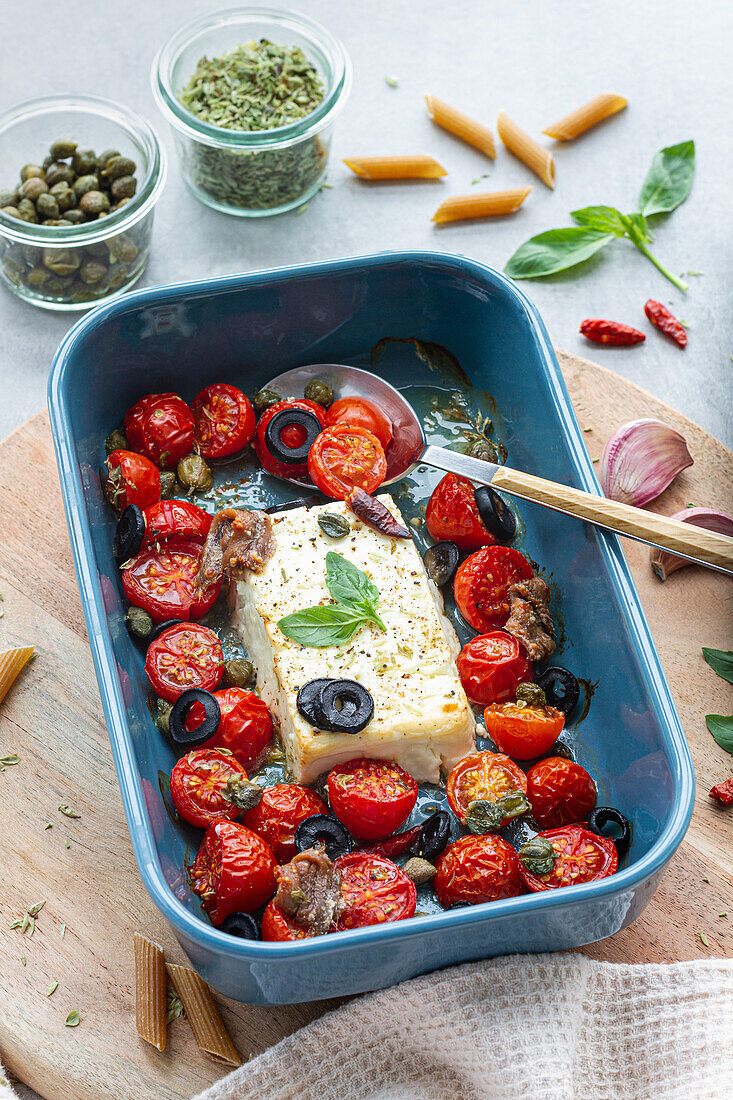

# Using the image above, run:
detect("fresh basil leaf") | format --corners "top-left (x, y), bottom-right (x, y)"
top-left (706, 714), bottom-right (733, 755)
top-left (325, 551), bottom-right (383, 627)
top-left (277, 605), bottom-right (368, 647)
top-left (620, 212), bottom-right (652, 243)
top-left (504, 228), bottom-right (616, 279)
top-left (571, 205), bottom-right (627, 235)
top-left (702, 648), bottom-right (733, 684)
top-left (638, 141), bottom-right (695, 216)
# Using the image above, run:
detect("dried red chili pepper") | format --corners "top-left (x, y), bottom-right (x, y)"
top-left (709, 777), bottom-right (733, 806)
top-left (579, 319), bottom-right (646, 346)
top-left (347, 487), bottom-right (410, 538)
top-left (644, 300), bottom-right (687, 348)
top-left (365, 824), bottom-right (422, 859)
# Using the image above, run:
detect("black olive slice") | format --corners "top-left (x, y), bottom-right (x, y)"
top-left (536, 667), bottom-right (580, 717)
top-left (422, 541), bottom-right (460, 587)
top-left (316, 680), bottom-right (374, 733)
top-left (264, 408), bottom-right (323, 465)
top-left (169, 688), bottom-right (221, 751)
top-left (220, 912), bottom-right (261, 940)
top-left (295, 814), bottom-right (353, 860)
top-left (297, 679), bottom-right (333, 725)
top-left (411, 810), bottom-right (451, 863)
top-left (147, 618), bottom-right (185, 646)
top-left (114, 504), bottom-right (145, 563)
top-left (473, 487), bottom-right (516, 542)
top-left (586, 807), bottom-right (632, 858)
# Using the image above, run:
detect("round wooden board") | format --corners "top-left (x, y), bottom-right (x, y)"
top-left (0, 352), bottom-right (731, 1100)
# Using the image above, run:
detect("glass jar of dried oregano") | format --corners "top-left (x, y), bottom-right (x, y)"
top-left (152, 8), bottom-right (351, 217)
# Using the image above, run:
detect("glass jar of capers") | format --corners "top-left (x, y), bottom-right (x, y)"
top-left (0, 95), bottom-right (166, 311)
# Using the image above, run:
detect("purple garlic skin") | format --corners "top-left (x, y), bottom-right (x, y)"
top-left (650, 508), bottom-right (733, 580)
top-left (599, 418), bottom-right (693, 506)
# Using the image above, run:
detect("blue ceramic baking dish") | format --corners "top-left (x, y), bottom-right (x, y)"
top-left (48, 251), bottom-right (694, 1004)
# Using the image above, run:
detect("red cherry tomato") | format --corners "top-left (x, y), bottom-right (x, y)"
top-left (143, 499), bottom-right (212, 547)
top-left (425, 474), bottom-right (496, 550)
top-left (526, 757), bottom-right (597, 829)
top-left (261, 900), bottom-right (314, 941)
top-left (170, 748), bottom-right (250, 829)
top-left (434, 834), bottom-right (525, 907)
top-left (484, 702), bottom-right (565, 760)
top-left (255, 399), bottom-right (326, 480)
top-left (324, 397), bottom-right (393, 450)
top-left (124, 393), bottom-right (194, 469)
top-left (193, 688), bottom-right (273, 772)
top-left (327, 758), bottom-right (418, 841)
top-left (308, 424), bottom-right (387, 500)
top-left (189, 820), bottom-right (276, 925)
top-left (453, 546), bottom-right (534, 632)
top-left (241, 784), bottom-right (328, 863)
top-left (519, 825), bottom-right (618, 892)
top-left (121, 539), bottom-right (221, 623)
top-left (192, 383), bottom-right (256, 458)
top-left (144, 623), bottom-right (224, 703)
top-left (446, 751), bottom-right (527, 826)
top-left (456, 631), bottom-right (532, 705)
top-left (333, 853), bottom-right (416, 929)
top-left (105, 450), bottom-right (160, 513)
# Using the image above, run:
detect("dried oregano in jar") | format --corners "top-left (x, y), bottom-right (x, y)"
top-left (177, 39), bottom-right (327, 211)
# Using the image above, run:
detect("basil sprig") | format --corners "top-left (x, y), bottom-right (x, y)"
top-left (505, 141), bottom-right (695, 291)
top-left (703, 646), bottom-right (733, 755)
top-left (277, 551), bottom-right (386, 647)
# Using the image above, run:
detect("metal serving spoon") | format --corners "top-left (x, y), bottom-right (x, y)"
top-left (264, 364), bottom-right (733, 576)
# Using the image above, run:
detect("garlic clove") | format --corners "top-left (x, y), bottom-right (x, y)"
top-left (650, 508), bottom-right (733, 580)
top-left (599, 418), bottom-right (693, 506)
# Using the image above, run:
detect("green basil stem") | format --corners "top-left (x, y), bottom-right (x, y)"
top-left (625, 224), bottom-right (688, 292)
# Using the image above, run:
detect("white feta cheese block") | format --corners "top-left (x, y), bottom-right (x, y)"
top-left (234, 495), bottom-right (475, 783)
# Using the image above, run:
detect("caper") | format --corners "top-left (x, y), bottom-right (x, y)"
top-left (1, 206), bottom-right (22, 220)
top-left (159, 471), bottom-right (177, 499)
top-left (465, 437), bottom-right (499, 463)
top-left (3, 255), bottom-right (26, 278)
top-left (20, 163), bottom-right (43, 182)
top-left (44, 162), bottom-right (75, 188)
top-left (111, 197), bottom-right (132, 212)
top-left (50, 182), bottom-right (76, 211)
top-left (111, 175), bottom-right (137, 202)
top-left (125, 605), bottom-right (153, 639)
top-left (402, 857), bottom-right (437, 886)
top-left (42, 219), bottom-right (68, 226)
top-left (16, 199), bottom-right (39, 223)
top-left (515, 682), bottom-right (547, 708)
top-left (177, 453), bottom-right (213, 493)
top-left (42, 154), bottom-right (54, 171)
top-left (42, 248), bottom-right (80, 275)
top-left (155, 698), bottom-right (173, 736)
top-left (79, 259), bottom-right (107, 285)
top-left (21, 243), bottom-right (42, 266)
top-left (303, 379), bottom-right (334, 407)
top-left (108, 234), bottom-right (138, 263)
top-left (79, 190), bottom-right (110, 217)
top-left (49, 139), bottom-right (77, 160)
top-left (74, 174), bottom-right (100, 198)
top-left (19, 177), bottom-right (48, 202)
top-left (318, 512), bottom-right (351, 539)
top-left (101, 155), bottom-right (136, 181)
top-left (0, 189), bottom-right (17, 207)
top-left (223, 658), bottom-right (255, 689)
top-left (62, 209), bottom-right (85, 224)
top-left (72, 149), bottom-right (97, 176)
top-left (104, 428), bottom-right (128, 455)
top-left (36, 193), bottom-right (60, 220)
top-left (44, 274), bottom-right (74, 293)
top-left (106, 265), bottom-right (128, 291)
top-left (252, 388), bottom-right (281, 414)
top-left (96, 148), bottom-right (120, 171)
top-left (26, 267), bottom-right (51, 288)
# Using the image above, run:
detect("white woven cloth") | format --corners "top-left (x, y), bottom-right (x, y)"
top-left (192, 953), bottom-right (733, 1100)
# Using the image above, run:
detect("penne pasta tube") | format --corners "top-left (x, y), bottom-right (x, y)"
top-left (497, 110), bottom-right (555, 189)
top-left (343, 155), bottom-right (447, 180)
top-left (543, 94), bottom-right (628, 141)
top-left (425, 95), bottom-right (496, 158)
top-left (432, 188), bottom-right (532, 224)
top-left (134, 933), bottom-right (167, 1052)
top-left (167, 963), bottom-right (242, 1067)
top-left (0, 646), bottom-right (35, 706)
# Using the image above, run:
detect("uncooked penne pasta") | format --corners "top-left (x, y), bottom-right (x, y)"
top-left (134, 933), bottom-right (167, 1052)
top-left (425, 95), bottom-right (496, 159)
top-left (167, 963), bottom-right (241, 1067)
top-left (432, 188), bottom-right (531, 224)
top-left (543, 94), bottom-right (628, 141)
top-left (497, 110), bottom-right (555, 189)
top-left (343, 155), bottom-right (447, 180)
top-left (0, 646), bottom-right (35, 706)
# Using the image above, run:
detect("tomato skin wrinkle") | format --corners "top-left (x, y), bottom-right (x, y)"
top-left (242, 784), bottom-right (328, 862)
top-left (519, 825), bottom-right (618, 892)
top-left (333, 853), bottom-right (416, 929)
top-left (435, 834), bottom-right (525, 908)
top-left (453, 546), bottom-right (533, 632)
top-left (190, 820), bottom-right (277, 925)
top-left (122, 540), bottom-right (220, 623)
top-left (325, 397), bottom-right (393, 450)
top-left (170, 748), bottom-right (248, 828)
top-left (124, 393), bottom-right (195, 468)
top-left (526, 756), bottom-right (597, 829)
top-left (145, 623), bottom-right (223, 702)
top-left (426, 473), bottom-right (496, 550)
top-left (484, 701), bottom-right (565, 760)
top-left (328, 758), bottom-right (418, 841)
top-left (193, 384), bottom-right (256, 457)
top-left (106, 450), bottom-right (160, 513)
top-left (457, 631), bottom-right (531, 705)
top-left (308, 424), bottom-right (387, 500)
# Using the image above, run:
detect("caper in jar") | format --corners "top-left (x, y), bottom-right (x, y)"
top-left (19, 177), bottom-right (48, 202)
top-left (108, 234), bottom-right (138, 263)
top-left (126, 605), bottom-right (153, 639)
top-left (72, 149), bottom-right (97, 176)
top-left (26, 266), bottom-right (51, 288)
top-left (1, 206), bottom-right (22, 220)
top-left (36, 193), bottom-right (60, 220)
top-left (106, 265), bottom-right (128, 291)
top-left (44, 162), bottom-right (75, 188)
top-left (0, 189), bottom-right (17, 207)
top-left (43, 248), bottom-right (80, 275)
top-left (111, 175), bottom-right (137, 202)
top-left (177, 453), bottom-right (213, 493)
top-left (16, 198), bottom-right (39, 222)
top-left (303, 379), bottom-right (334, 407)
top-left (49, 182), bottom-right (76, 211)
top-left (62, 208), bottom-right (85, 224)
top-left (465, 438), bottom-right (499, 464)
top-left (79, 259), bottom-right (107, 285)
top-left (95, 148), bottom-right (120, 171)
top-left (101, 155), bottom-right (136, 181)
top-left (74, 174), bottom-right (100, 198)
top-left (252, 388), bottom-right (281, 414)
top-left (79, 190), bottom-right (110, 217)
top-left (159, 471), bottom-right (177, 499)
top-left (49, 139), bottom-right (78, 160)
top-left (20, 163), bottom-right (43, 182)
top-left (104, 428), bottom-right (128, 455)
top-left (223, 657), bottom-right (255, 689)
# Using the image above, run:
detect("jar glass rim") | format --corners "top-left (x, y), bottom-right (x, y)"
top-left (0, 94), bottom-right (166, 247)
top-left (152, 6), bottom-right (352, 151)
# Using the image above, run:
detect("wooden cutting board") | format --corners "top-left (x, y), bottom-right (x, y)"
top-left (1, 352), bottom-right (731, 1100)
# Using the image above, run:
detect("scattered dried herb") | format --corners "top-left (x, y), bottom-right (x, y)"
top-left (28, 900), bottom-right (46, 916)
top-left (64, 839), bottom-right (71, 849)
top-left (699, 931), bottom-right (709, 946)
top-left (384, 75), bottom-right (399, 88)
top-left (60, 923), bottom-right (66, 939)
top-left (59, 804), bottom-right (81, 818)
top-left (20, 956), bottom-right (26, 966)
top-left (719, 912), bottom-right (728, 918)
top-left (65, 1010), bottom-right (80, 1027)
top-left (166, 985), bottom-right (186, 1023)
top-left (47, 980), bottom-right (59, 997)
top-left (0, 754), bottom-right (20, 771)
top-left (44, 821), bottom-right (53, 830)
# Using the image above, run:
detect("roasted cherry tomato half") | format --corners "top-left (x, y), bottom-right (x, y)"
top-left (241, 784), bottom-right (329, 863)
top-left (327, 758), bottom-right (418, 841)
top-left (456, 631), bottom-right (532, 706)
top-left (254, 398), bottom-right (326, 480)
top-left (453, 546), bottom-right (534, 632)
top-left (124, 393), bottom-right (195, 469)
top-left (518, 825), bottom-right (618, 892)
top-left (188, 687), bottom-right (273, 772)
top-left (192, 383), bottom-right (256, 459)
top-left (425, 473), bottom-right (497, 551)
top-left (333, 852), bottom-right (416, 930)
top-left (170, 747), bottom-right (250, 829)
top-left (189, 820), bottom-right (277, 925)
top-left (483, 701), bottom-right (565, 761)
top-left (447, 751), bottom-right (527, 826)
top-left (324, 396), bottom-right (393, 451)
top-left (261, 900), bottom-right (314, 941)
top-left (434, 834), bottom-right (525, 908)
top-left (121, 539), bottom-right (221, 623)
top-left (143, 499), bottom-right (212, 547)
top-left (105, 450), bottom-right (160, 514)
top-left (308, 424), bottom-right (387, 500)
top-left (145, 623), bottom-right (224, 703)
top-left (526, 756), bottom-right (597, 829)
